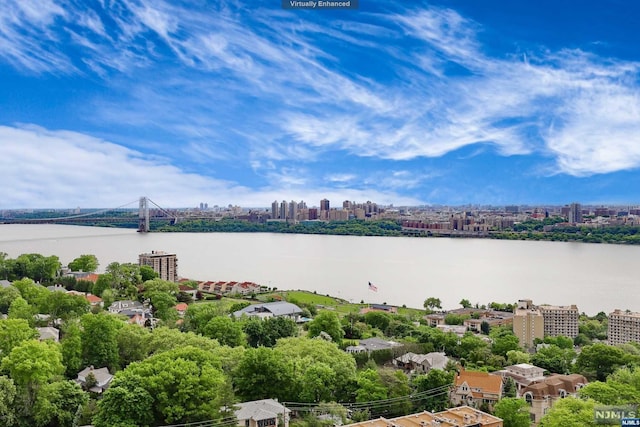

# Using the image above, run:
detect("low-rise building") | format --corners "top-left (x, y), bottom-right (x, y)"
top-left (232, 301), bottom-right (302, 322)
top-left (343, 406), bottom-right (502, 427)
top-left (521, 374), bottom-right (587, 425)
top-left (76, 366), bottom-right (114, 394)
top-left (346, 337), bottom-right (404, 354)
top-left (393, 352), bottom-right (449, 374)
top-left (450, 370), bottom-right (503, 409)
top-left (495, 363), bottom-right (545, 395)
top-left (235, 399), bottom-right (290, 427)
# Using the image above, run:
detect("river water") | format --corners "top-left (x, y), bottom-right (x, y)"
top-left (0, 224), bottom-right (637, 315)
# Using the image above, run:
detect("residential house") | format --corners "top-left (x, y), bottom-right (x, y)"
top-left (178, 284), bottom-right (198, 299)
top-left (436, 324), bottom-right (468, 337)
top-left (47, 285), bottom-right (66, 292)
top-left (108, 300), bottom-right (143, 314)
top-left (345, 337), bottom-right (404, 354)
top-left (232, 301), bottom-right (303, 322)
top-left (174, 302), bottom-right (188, 317)
top-left (393, 352), bottom-right (449, 374)
top-left (450, 370), bottom-right (503, 409)
top-left (66, 290), bottom-right (103, 307)
top-left (0, 280), bottom-right (12, 288)
top-left (76, 366), bottom-right (114, 393)
top-left (521, 374), bottom-right (587, 425)
top-left (235, 399), bottom-right (290, 427)
top-left (343, 406), bottom-right (502, 427)
top-left (495, 363), bottom-right (545, 396)
top-left (36, 326), bottom-right (60, 342)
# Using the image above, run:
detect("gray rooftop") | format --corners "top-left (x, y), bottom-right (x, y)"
top-left (235, 399), bottom-right (290, 422)
top-left (233, 301), bottom-right (302, 318)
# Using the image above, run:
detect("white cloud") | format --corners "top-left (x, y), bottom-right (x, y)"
top-left (0, 124), bottom-right (419, 208)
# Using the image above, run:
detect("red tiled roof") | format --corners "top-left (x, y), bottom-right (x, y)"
top-left (86, 294), bottom-right (102, 303)
top-left (174, 303), bottom-right (188, 311)
top-left (455, 370), bottom-right (503, 395)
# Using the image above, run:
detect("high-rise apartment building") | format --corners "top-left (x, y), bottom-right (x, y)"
top-left (539, 304), bottom-right (579, 338)
top-left (138, 251), bottom-right (178, 282)
top-left (608, 309), bottom-right (640, 345)
top-left (568, 202), bottom-right (582, 224)
top-left (320, 199), bottom-right (330, 211)
top-left (513, 299), bottom-right (544, 348)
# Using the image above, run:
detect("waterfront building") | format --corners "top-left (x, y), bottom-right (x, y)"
top-left (320, 198), bottom-right (330, 212)
top-left (539, 304), bottom-right (579, 338)
top-left (138, 250), bottom-right (178, 282)
top-left (568, 202), bottom-right (582, 224)
top-left (513, 299), bottom-right (544, 349)
top-left (608, 309), bottom-right (640, 345)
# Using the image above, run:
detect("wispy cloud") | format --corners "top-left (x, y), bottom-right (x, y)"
top-left (2, 1), bottom-right (640, 207)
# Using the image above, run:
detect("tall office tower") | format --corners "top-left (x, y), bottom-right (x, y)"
top-left (568, 202), bottom-right (582, 224)
top-left (288, 200), bottom-right (297, 221)
top-left (138, 251), bottom-right (178, 282)
top-left (279, 200), bottom-right (287, 220)
top-left (271, 200), bottom-right (278, 219)
top-left (513, 299), bottom-right (544, 349)
top-left (608, 309), bottom-right (640, 345)
top-left (297, 200), bottom-right (307, 210)
top-left (539, 304), bottom-right (579, 338)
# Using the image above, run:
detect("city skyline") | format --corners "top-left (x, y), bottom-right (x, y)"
top-left (2, 1), bottom-right (640, 209)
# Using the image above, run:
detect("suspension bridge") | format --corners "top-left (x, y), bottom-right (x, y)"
top-left (0, 197), bottom-right (181, 233)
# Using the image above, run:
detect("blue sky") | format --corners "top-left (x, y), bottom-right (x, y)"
top-left (2, 0), bottom-right (640, 209)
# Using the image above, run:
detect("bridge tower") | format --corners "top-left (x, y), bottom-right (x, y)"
top-left (138, 196), bottom-right (150, 233)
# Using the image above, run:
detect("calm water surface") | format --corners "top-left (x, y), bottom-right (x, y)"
top-left (0, 224), bottom-right (638, 315)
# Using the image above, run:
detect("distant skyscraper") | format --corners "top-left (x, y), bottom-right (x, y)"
top-left (288, 200), bottom-right (297, 221)
top-left (271, 200), bottom-right (278, 219)
top-left (568, 202), bottom-right (582, 224)
top-left (320, 199), bottom-right (330, 211)
top-left (279, 200), bottom-right (287, 220)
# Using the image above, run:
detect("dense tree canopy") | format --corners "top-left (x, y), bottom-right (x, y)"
top-left (68, 254), bottom-right (99, 273)
top-left (307, 311), bottom-right (344, 343)
top-left (96, 346), bottom-right (228, 427)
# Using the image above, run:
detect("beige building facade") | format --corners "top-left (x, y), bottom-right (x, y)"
top-left (513, 299), bottom-right (544, 348)
top-left (608, 309), bottom-right (640, 345)
top-left (138, 250), bottom-right (178, 282)
top-left (539, 304), bottom-right (579, 338)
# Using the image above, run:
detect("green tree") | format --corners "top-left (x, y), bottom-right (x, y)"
top-left (575, 343), bottom-right (628, 381)
top-left (493, 397), bottom-right (531, 427)
top-left (1, 340), bottom-right (65, 404)
top-left (44, 291), bottom-right (90, 320)
top-left (459, 299), bottom-right (472, 308)
top-left (0, 318), bottom-right (38, 357)
top-left (423, 297), bottom-right (442, 313)
top-left (60, 321), bottom-right (83, 377)
top-left (117, 323), bottom-right (152, 369)
top-left (0, 285), bottom-right (20, 314)
top-left (233, 347), bottom-right (296, 402)
top-left (411, 368), bottom-right (454, 412)
top-left (363, 311), bottom-right (391, 331)
top-left (145, 327), bottom-right (219, 355)
top-left (146, 291), bottom-right (178, 323)
top-left (506, 350), bottom-right (530, 365)
top-left (539, 397), bottom-right (597, 427)
top-left (578, 381), bottom-right (640, 405)
top-left (203, 316), bottom-right (245, 347)
top-left (492, 334), bottom-right (521, 357)
top-left (299, 362), bottom-right (337, 403)
top-left (68, 254), bottom-right (99, 272)
top-left (12, 278), bottom-right (49, 311)
top-left (379, 368), bottom-right (412, 416)
top-left (0, 376), bottom-right (18, 427)
top-left (139, 265), bottom-right (159, 282)
top-left (80, 313), bottom-right (122, 371)
top-left (32, 380), bottom-right (88, 427)
top-left (531, 345), bottom-right (575, 374)
top-left (355, 368), bottom-right (387, 402)
top-left (96, 346), bottom-right (229, 426)
top-left (183, 303), bottom-right (226, 334)
top-left (275, 337), bottom-right (357, 402)
top-left (307, 311), bottom-right (344, 344)
top-left (7, 296), bottom-right (34, 325)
